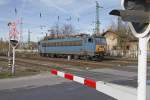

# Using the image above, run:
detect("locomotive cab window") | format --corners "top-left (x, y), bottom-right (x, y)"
top-left (88, 38), bottom-right (93, 43)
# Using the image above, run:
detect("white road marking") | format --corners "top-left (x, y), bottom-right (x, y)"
top-left (91, 68), bottom-right (137, 77)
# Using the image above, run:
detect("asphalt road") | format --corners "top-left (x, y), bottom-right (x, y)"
top-left (0, 73), bottom-right (116, 100)
top-left (0, 61), bottom-right (150, 100)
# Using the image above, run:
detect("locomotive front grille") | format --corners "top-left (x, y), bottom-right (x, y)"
top-left (96, 45), bottom-right (105, 53)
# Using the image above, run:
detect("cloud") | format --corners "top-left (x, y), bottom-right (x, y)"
top-left (0, 0), bottom-right (121, 41)
top-left (39, 0), bottom-right (76, 15)
top-left (22, 0), bottom-right (93, 17)
top-left (40, 0), bottom-right (75, 6)
top-left (0, 0), bottom-right (5, 5)
top-left (0, 0), bottom-right (9, 5)
top-left (23, 0), bottom-right (75, 14)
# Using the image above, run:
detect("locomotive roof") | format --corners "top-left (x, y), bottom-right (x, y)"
top-left (40, 36), bottom-right (105, 43)
top-left (41, 37), bottom-right (82, 42)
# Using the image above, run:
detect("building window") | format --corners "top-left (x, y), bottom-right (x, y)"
top-left (126, 45), bottom-right (130, 50)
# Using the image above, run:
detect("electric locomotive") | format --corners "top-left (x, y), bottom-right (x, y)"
top-left (38, 35), bottom-right (107, 60)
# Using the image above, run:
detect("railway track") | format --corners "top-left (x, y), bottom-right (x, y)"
top-left (22, 56), bottom-right (138, 66)
top-left (0, 56), bottom-right (137, 70)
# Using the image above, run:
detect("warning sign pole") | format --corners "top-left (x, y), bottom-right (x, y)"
top-left (11, 47), bottom-right (15, 75)
top-left (8, 22), bottom-right (19, 75)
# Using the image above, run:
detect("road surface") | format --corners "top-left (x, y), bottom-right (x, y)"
top-left (0, 64), bottom-right (150, 100)
top-left (0, 73), bottom-right (116, 100)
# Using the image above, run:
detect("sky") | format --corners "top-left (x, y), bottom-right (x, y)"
top-left (0, 0), bottom-right (121, 42)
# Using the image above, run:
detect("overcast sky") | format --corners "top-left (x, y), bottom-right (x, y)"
top-left (0, 0), bottom-right (121, 42)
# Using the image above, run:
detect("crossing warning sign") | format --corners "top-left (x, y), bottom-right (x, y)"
top-left (8, 21), bottom-right (19, 47)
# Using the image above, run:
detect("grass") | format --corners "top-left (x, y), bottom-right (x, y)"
top-left (0, 69), bottom-right (40, 79)
top-left (0, 60), bottom-right (42, 79)
top-left (51, 65), bottom-right (64, 70)
top-left (14, 69), bottom-right (40, 77)
top-left (0, 72), bottom-right (12, 79)
top-left (0, 61), bottom-right (68, 79)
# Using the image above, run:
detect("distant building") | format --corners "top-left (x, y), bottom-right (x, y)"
top-left (126, 40), bottom-right (138, 51)
top-left (22, 42), bottom-right (38, 50)
top-left (102, 30), bottom-right (118, 51)
top-left (102, 30), bottom-right (139, 57)
top-left (0, 40), bottom-right (9, 56)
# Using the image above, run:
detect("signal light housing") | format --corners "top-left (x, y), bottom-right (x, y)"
top-left (109, 0), bottom-right (150, 33)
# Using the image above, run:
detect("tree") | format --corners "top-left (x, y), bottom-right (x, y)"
top-left (61, 24), bottom-right (75, 36)
top-left (0, 38), bottom-right (9, 56)
top-left (48, 23), bottom-right (76, 39)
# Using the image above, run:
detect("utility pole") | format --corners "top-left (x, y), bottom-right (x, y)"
top-left (56, 16), bottom-right (60, 38)
top-left (0, 38), bottom-right (2, 54)
top-left (8, 37), bottom-right (11, 67)
top-left (28, 29), bottom-right (31, 49)
top-left (118, 17), bottom-right (122, 31)
top-left (20, 17), bottom-right (23, 48)
top-left (95, 1), bottom-right (102, 36)
top-left (8, 22), bottom-right (11, 68)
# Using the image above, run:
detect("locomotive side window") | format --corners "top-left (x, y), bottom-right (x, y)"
top-left (88, 38), bottom-right (93, 43)
top-left (42, 43), bottom-right (46, 47)
top-left (95, 37), bottom-right (107, 45)
top-left (42, 40), bottom-right (82, 47)
top-left (100, 38), bottom-right (107, 45)
top-left (38, 42), bottom-right (40, 45)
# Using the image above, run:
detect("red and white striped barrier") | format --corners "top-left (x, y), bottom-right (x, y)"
top-left (51, 69), bottom-right (137, 100)
top-left (51, 69), bottom-right (96, 88)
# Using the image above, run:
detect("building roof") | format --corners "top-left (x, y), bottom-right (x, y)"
top-left (101, 30), bottom-right (116, 36)
top-left (102, 29), bottom-right (138, 42)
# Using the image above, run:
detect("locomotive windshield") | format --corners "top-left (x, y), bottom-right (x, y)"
top-left (95, 37), bottom-right (107, 45)
top-left (88, 38), bottom-right (93, 43)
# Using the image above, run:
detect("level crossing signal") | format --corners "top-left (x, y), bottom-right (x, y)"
top-left (8, 21), bottom-right (19, 47)
top-left (7, 21), bottom-right (20, 75)
top-left (109, 0), bottom-right (150, 100)
top-left (109, 0), bottom-right (150, 33)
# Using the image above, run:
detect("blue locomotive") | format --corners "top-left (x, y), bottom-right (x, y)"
top-left (38, 35), bottom-right (107, 60)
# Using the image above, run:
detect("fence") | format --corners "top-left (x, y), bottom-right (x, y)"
top-left (15, 49), bottom-right (38, 53)
top-left (108, 50), bottom-right (139, 58)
